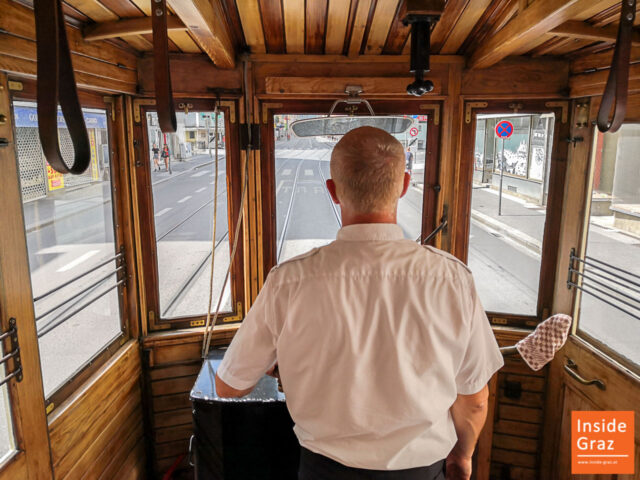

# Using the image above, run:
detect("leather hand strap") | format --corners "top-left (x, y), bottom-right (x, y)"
top-left (34, 0), bottom-right (91, 174)
top-left (152, 0), bottom-right (177, 133)
top-left (597, 0), bottom-right (636, 133)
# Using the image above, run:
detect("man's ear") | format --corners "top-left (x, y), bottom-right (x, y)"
top-left (326, 179), bottom-right (340, 204)
top-left (400, 172), bottom-right (411, 198)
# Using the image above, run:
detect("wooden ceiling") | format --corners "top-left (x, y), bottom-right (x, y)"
top-left (54, 0), bottom-right (640, 68)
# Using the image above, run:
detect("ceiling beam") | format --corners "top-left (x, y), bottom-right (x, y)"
top-left (167, 0), bottom-right (236, 69)
top-left (468, 0), bottom-right (616, 69)
top-left (551, 20), bottom-right (640, 46)
top-left (83, 17), bottom-right (187, 42)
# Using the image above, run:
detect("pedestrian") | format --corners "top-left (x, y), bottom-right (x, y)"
top-left (405, 146), bottom-right (414, 174)
top-left (161, 144), bottom-right (172, 174)
top-left (215, 126), bottom-right (503, 480)
top-left (152, 143), bottom-right (160, 172)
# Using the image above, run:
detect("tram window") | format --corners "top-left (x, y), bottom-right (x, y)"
top-left (0, 366), bottom-right (16, 462)
top-left (274, 114), bottom-right (427, 263)
top-left (468, 113), bottom-right (555, 314)
top-left (12, 101), bottom-right (122, 398)
top-left (146, 111), bottom-right (232, 318)
top-left (576, 124), bottom-right (640, 368)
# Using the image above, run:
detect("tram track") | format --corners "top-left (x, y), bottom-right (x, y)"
top-left (277, 161), bottom-right (303, 262)
top-left (316, 159), bottom-right (341, 227)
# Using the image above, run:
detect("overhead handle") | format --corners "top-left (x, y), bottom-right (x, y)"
top-left (34, 0), bottom-right (91, 174)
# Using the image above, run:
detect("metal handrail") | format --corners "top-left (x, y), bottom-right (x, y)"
top-left (35, 267), bottom-right (123, 321)
top-left (37, 279), bottom-right (125, 338)
top-left (569, 268), bottom-right (640, 306)
top-left (33, 252), bottom-right (123, 303)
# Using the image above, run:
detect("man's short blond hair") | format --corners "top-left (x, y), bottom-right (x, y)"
top-left (330, 126), bottom-right (405, 214)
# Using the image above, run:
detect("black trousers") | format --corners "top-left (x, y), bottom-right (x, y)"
top-left (298, 447), bottom-right (446, 480)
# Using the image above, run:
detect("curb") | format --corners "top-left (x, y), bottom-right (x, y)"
top-left (25, 157), bottom-right (224, 234)
top-left (471, 210), bottom-right (542, 255)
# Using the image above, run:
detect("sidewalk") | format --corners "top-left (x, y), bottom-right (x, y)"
top-left (24, 153), bottom-right (222, 233)
top-left (470, 186), bottom-right (545, 255)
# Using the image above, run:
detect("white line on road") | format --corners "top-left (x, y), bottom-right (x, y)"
top-left (192, 171), bottom-right (207, 177)
top-left (305, 169), bottom-right (313, 176)
top-left (155, 208), bottom-right (172, 217)
top-left (56, 250), bottom-right (99, 272)
top-left (195, 188), bottom-right (206, 193)
top-left (178, 196), bottom-right (192, 203)
top-left (276, 180), bottom-right (285, 194)
top-left (210, 181), bottom-right (215, 185)
top-left (283, 169), bottom-right (292, 175)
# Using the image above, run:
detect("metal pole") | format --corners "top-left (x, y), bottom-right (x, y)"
top-left (499, 136), bottom-right (505, 216)
top-left (207, 115), bottom-right (212, 158)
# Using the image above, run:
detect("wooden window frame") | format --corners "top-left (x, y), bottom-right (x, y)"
top-left (260, 100), bottom-right (443, 275)
top-left (132, 98), bottom-right (246, 331)
top-left (455, 100), bottom-right (571, 328)
top-left (6, 80), bottom-right (133, 415)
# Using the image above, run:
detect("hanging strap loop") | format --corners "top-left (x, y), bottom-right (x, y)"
top-left (34, 0), bottom-right (91, 174)
top-left (152, 0), bottom-right (177, 133)
top-left (596, 0), bottom-right (636, 133)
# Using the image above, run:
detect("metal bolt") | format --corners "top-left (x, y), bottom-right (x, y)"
top-left (627, 13), bottom-right (633, 21)
top-left (156, 8), bottom-right (163, 16)
top-left (628, 0), bottom-right (634, 5)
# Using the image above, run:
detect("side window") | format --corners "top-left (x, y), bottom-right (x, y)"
top-left (146, 111), bottom-right (232, 319)
top-left (12, 101), bottom-right (124, 400)
top-left (468, 113), bottom-right (555, 315)
top-left (572, 124), bottom-right (640, 369)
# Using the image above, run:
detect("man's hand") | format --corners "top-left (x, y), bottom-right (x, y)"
top-left (445, 447), bottom-right (472, 480)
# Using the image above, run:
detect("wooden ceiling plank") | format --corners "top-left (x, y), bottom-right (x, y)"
top-left (258, 0), bottom-right (286, 53)
top-left (364, 0), bottom-right (398, 55)
top-left (440, 0), bottom-right (492, 54)
top-left (167, 0), bottom-right (236, 67)
top-left (551, 20), bottom-right (640, 46)
top-left (382, 0), bottom-right (410, 54)
top-left (168, 29), bottom-right (202, 53)
top-left (282, 0), bottom-right (305, 54)
top-left (236, 0), bottom-right (267, 54)
top-left (460, 0), bottom-right (518, 55)
top-left (122, 34), bottom-right (153, 51)
top-left (306, 0), bottom-right (329, 54)
top-left (83, 16), bottom-right (186, 41)
top-left (468, 0), bottom-right (618, 69)
top-left (325, 0), bottom-right (351, 54)
top-left (97, 0), bottom-right (145, 17)
top-left (64, 0), bottom-right (119, 21)
top-left (348, 0), bottom-right (374, 57)
top-left (431, 0), bottom-right (469, 52)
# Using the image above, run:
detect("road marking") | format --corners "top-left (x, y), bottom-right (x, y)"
top-left (210, 181), bottom-right (216, 185)
top-left (178, 196), bottom-right (192, 203)
top-left (276, 180), bottom-right (285, 194)
top-left (155, 207), bottom-right (172, 217)
top-left (305, 169), bottom-right (313, 176)
top-left (56, 250), bottom-right (99, 272)
top-left (192, 171), bottom-right (207, 177)
top-left (195, 187), bottom-right (206, 193)
top-left (283, 169), bottom-right (292, 175)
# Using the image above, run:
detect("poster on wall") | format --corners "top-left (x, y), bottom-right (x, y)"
top-left (89, 130), bottom-right (99, 180)
top-left (46, 163), bottom-right (64, 191)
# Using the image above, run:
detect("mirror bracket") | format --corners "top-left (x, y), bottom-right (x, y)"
top-left (327, 86), bottom-right (375, 117)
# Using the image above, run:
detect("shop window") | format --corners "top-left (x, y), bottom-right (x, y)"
top-left (12, 101), bottom-right (123, 398)
top-left (146, 111), bottom-right (231, 318)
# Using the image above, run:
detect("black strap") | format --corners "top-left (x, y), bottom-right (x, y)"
top-left (34, 0), bottom-right (91, 174)
top-left (152, 0), bottom-right (177, 133)
top-left (596, 0), bottom-right (636, 133)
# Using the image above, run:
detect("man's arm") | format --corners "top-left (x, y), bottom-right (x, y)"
top-left (215, 374), bottom-right (255, 398)
top-left (447, 385), bottom-right (489, 480)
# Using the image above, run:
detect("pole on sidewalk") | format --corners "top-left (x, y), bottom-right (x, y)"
top-left (498, 137), bottom-right (505, 216)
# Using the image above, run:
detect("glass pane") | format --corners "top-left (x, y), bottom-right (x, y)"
top-left (274, 114), bottom-right (428, 263)
top-left (0, 366), bottom-right (16, 462)
top-left (13, 101), bottom-right (122, 398)
top-left (467, 114), bottom-right (554, 314)
top-left (578, 125), bottom-right (640, 367)
top-left (147, 111), bottom-right (231, 318)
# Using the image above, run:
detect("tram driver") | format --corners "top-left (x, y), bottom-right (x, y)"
top-left (215, 127), bottom-right (504, 480)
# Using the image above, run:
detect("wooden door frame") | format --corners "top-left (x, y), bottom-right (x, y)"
top-left (455, 100), bottom-right (571, 328)
top-left (0, 73), bottom-right (53, 479)
top-left (130, 97), bottom-right (246, 331)
top-left (260, 100), bottom-right (443, 277)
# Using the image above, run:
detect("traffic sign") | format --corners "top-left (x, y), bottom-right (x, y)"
top-left (495, 120), bottom-right (514, 138)
top-left (409, 127), bottom-right (419, 136)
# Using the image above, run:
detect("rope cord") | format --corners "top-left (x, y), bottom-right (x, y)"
top-left (201, 58), bottom-right (253, 358)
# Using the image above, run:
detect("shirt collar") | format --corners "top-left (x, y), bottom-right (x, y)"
top-left (336, 223), bottom-right (404, 242)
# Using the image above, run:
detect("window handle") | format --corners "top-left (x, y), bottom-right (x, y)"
top-left (564, 358), bottom-right (606, 390)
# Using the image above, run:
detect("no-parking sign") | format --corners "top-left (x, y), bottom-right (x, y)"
top-left (409, 127), bottom-right (419, 136)
top-left (495, 120), bottom-right (514, 138)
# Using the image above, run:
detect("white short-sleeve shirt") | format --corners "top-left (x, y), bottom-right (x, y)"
top-left (217, 223), bottom-right (504, 470)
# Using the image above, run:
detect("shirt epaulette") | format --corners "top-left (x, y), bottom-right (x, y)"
top-left (271, 247), bottom-right (321, 271)
top-left (421, 245), bottom-right (472, 274)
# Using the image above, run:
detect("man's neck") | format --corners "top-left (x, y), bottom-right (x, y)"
top-left (341, 210), bottom-right (397, 226)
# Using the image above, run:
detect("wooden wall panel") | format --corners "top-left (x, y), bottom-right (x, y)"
top-left (48, 341), bottom-right (145, 480)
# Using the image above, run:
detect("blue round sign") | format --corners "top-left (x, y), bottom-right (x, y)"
top-left (495, 120), bottom-right (514, 139)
